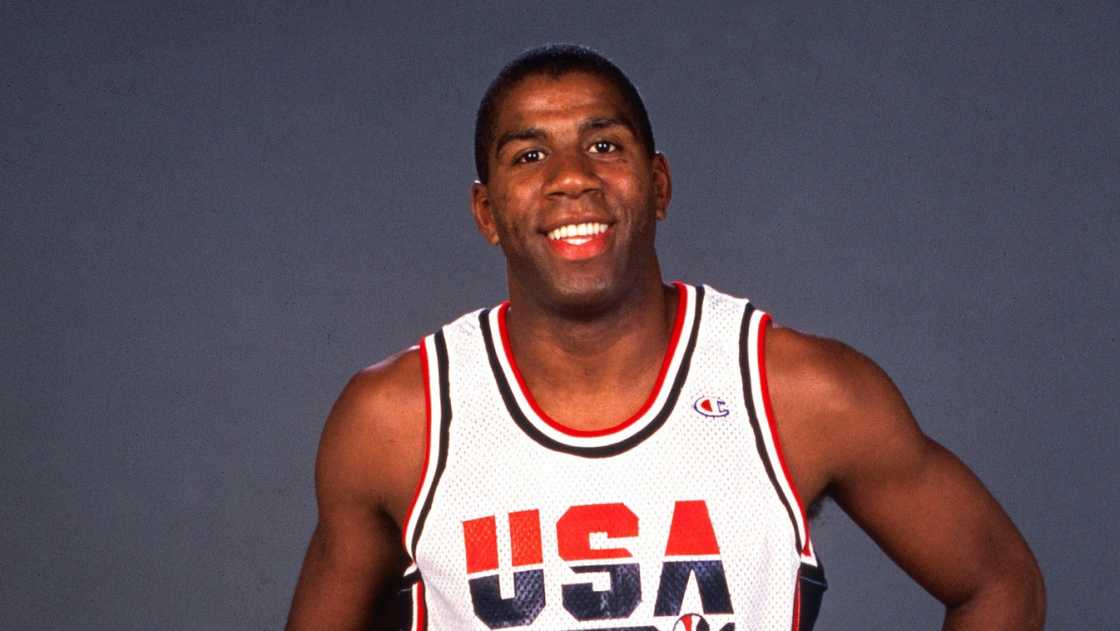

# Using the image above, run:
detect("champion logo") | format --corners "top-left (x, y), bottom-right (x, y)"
top-left (693, 396), bottom-right (729, 418)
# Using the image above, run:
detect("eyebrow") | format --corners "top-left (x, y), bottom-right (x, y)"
top-left (579, 116), bottom-right (636, 136)
top-left (494, 127), bottom-right (547, 158)
top-left (493, 117), bottom-right (639, 158)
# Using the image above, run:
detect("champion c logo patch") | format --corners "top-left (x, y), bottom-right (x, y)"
top-left (693, 396), bottom-right (729, 418)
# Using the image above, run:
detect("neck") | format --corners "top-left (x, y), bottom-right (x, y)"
top-left (503, 270), bottom-right (678, 429)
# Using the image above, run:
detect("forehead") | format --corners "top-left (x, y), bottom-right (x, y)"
top-left (493, 71), bottom-right (632, 132)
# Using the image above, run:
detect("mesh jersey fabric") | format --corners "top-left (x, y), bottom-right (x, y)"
top-left (394, 283), bottom-right (825, 631)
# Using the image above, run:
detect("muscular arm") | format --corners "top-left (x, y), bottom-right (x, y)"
top-left (767, 328), bottom-right (1045, 630)
top-left (286, 350), bottom-right (426, 631)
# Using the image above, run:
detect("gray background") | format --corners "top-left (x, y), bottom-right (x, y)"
top-left (3, 1), bottom-right (1117, 629)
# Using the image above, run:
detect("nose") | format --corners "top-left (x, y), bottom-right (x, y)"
top-left (545, 150), bottom-right (602, 199)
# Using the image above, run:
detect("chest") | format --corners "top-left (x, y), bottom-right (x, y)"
top-left (413, 403), bottom-right (801, 629)
top-left (399, 286), bottom-right (820, 629)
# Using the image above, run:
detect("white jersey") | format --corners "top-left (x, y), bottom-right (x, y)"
top-left (395, 283), bottom-right (826, 631)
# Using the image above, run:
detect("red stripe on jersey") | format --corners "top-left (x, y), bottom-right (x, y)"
top-left (758, 315), bottom-right (812, 555)
top-left (496, 281), bottom-right (688, 437)
top-left (414, 578), bottom-right (426, 631)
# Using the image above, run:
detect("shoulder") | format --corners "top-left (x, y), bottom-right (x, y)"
top-left (764, 325), bottom-right (897, 417)
top-left (315, 347), bottom-right (427, 521)
top-left (763, 324), bottom-right (927, 491)
top-left (336, 347), bottom-right (426, 437)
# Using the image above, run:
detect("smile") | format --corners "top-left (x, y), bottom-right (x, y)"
top-left (546, 222), bottom-right (610, 246)
top-left (544, 222), bottom-right (612, 261)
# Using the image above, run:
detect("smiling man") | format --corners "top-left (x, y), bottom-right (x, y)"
top-left (285, 45), bottom-right (1044, 631)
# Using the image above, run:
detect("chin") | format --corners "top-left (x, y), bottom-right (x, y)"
top-left (508, 249), bottom-right (648, 317)
top-left (541, 275), bottom-right (632, 318)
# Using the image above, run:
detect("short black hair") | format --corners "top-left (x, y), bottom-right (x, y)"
top-left (474, 43), bottom-right (656, 184)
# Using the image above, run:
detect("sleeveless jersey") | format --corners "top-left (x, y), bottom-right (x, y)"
top-left (392, 283), bottom-right (826, 631)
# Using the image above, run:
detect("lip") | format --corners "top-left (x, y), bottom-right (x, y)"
top-left (544, 224), bottom-right (613, 261)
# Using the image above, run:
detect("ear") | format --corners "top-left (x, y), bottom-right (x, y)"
top-left (471, 181), bottom-right (501, 245)
top-left (651, 152), bottom-right (672, 221)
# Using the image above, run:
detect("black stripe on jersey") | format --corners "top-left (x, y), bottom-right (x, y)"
top-left (797, 560), bottom-right (828, 631)
top-left (377, 572), bottom-right (421, 631)
top-left (739, 304), bottom-right (804, 554)
top-left (481, 285), bottom-right (704, 458)
top-left (399, 569), bottom-right (420, 586)
top-left (409, 330), bottom-right (452, 559)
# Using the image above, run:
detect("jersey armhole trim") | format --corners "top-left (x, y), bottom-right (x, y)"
top-left (758, 314), bottom-right (814, 558)
top-left (401, 332), bottom-right (452, 562)
top-left (741, 307), bottom-right (816, 561)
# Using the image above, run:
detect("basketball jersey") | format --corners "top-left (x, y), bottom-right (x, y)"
top-left (392, 283), bottom-right (826, 631)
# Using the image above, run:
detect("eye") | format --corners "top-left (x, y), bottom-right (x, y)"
top-left (515, 149), bottom-right (546, 164)
top-left (590, 140), bottom-right (618, 154)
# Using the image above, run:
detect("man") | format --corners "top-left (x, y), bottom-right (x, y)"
top-left (286, 44), bottom-right (1044, 630)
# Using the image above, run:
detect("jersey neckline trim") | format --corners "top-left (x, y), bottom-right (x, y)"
top-left (479, 283), bottom-right (703, 457)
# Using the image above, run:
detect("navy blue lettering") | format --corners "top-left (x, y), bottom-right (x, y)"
top-left (561, 563), bottom-right (642, 621)
top-left (468, 569), bottom-right (546, 628)
top-left (653, 560), bottom-right (734, 616)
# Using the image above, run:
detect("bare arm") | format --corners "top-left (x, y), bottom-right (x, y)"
top-left (768, 329), bottom-right (1045, 630)
top-left (286, 350), bottom-right (425, 631)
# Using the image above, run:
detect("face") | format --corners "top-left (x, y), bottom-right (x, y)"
top-left (471, 72), bottom-right (672, 313)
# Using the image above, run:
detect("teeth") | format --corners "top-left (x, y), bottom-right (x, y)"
top-left (547, 222), bottom-right (609, 241)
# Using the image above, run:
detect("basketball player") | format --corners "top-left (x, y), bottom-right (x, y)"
top-left (285, 45), bottom-right (1044, 630)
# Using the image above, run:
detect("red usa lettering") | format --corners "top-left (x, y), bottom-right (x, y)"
top-left (461, 500), bottom-right (734, 628)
